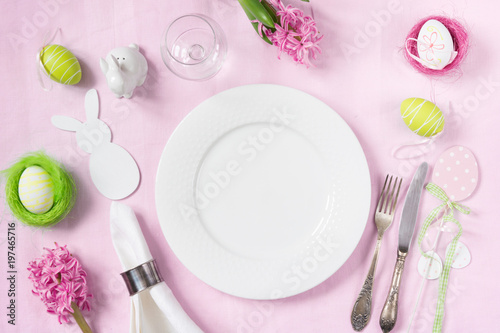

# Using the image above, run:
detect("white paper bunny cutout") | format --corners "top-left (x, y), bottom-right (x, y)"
top-left (51, 89), bottom-right (140, 200)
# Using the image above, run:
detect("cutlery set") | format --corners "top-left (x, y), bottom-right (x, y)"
top-left (351, 162), bottom-right (429, 332)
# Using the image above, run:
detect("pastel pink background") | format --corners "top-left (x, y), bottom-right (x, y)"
top-left (1, 1), bottom-right (499, 332)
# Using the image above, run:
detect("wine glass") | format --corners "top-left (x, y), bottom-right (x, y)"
top-left (161, 14), bottom-right (228, 81)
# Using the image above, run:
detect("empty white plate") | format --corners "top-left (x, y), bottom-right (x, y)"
top-left (155, 84), bottom-right (371, 299)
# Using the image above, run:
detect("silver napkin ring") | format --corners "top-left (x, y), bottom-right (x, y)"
top-left (121, 259), bottom-right (163, 296)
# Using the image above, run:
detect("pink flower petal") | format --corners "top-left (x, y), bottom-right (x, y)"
top-left (263, 0), bottom-right (322, 67)
top-left (27, 244), bottom-right (92, 325)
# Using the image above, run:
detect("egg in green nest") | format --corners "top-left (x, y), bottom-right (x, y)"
top-left (2, 152), bottom-right (76, 227)
top-left (18, 166), bottom-right (54, 214)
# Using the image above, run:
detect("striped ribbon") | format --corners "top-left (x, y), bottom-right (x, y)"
top-left (416, 183), bottom-right (470, 333)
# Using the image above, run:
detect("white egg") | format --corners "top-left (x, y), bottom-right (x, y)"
top-left (417, 250), bottom-right (443, 280)
top-left (446, 241), bottom-right (471, 269)
top-left (417, 19), bottom-right (457, 70)
top-left (18, 166), bottom-right (54, 214)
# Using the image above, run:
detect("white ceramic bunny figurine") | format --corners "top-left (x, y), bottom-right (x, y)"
top-left (100, 44), bottom-right (148, 98)
top-left (51, 89), bottom-right (140, 200)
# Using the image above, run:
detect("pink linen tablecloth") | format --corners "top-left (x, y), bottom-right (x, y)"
top-left (1, 0), bottom-right (499, 332)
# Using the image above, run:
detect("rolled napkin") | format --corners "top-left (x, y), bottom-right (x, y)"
top-left (110, 201), bottom-right (203, 333)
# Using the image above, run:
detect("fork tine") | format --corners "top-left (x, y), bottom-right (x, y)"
top-left (389, 177), bottom-right (403, 215)
top-left (376, 175), bottom-right (389, 212)
top-left (385, 176), bottom-right (397, 214)
top-left (381, 175), bottom-right (394, 213)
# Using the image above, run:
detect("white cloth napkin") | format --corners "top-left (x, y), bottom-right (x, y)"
top-left (110, 201), bottom-right (203, 333)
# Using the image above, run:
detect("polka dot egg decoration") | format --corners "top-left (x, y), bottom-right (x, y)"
top-left (432, 146), bottom-right (478, 201)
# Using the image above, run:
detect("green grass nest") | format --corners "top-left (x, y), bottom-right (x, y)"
top-left (2, 151), bottom-right (76, 227)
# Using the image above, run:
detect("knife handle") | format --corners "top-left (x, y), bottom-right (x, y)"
top-left (380, 250), bottom-right (408, 333)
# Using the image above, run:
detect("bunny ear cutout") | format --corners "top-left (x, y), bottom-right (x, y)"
top-left (51, 115), bottom-right (83, 132)
top-left (85, 89), bottom-right (100, 121)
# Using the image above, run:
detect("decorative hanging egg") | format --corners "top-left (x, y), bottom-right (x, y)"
top-left (18, 166), bottom-right (54, 214)
top-left (417, 19), bottom-right (457, 70)
top-left (431, 145), bottom-right (478, 201)
top-left (39, 44), bottom-right (82, 85)
top-left (417, 250), bottom-right (442, 279)
top-left (401, 97), bottom-right (444, 137)
top-left (446, 241), bottom-right (471, 269)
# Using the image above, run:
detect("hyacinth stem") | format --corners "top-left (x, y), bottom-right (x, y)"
top-left (55, 273), bottom-right (92, 333)
top-left (71, 302), bottom-right (93, 333)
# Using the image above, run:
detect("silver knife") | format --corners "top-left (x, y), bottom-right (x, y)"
top-left (379, 162), bottom-right (428, 333)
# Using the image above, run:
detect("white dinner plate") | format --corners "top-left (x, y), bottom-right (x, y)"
top-left (155, 84), bottom-right (371, 299)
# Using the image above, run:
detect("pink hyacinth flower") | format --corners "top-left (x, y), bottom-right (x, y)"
top-left (262, 0), bottom-right (323, 67)
top-left (27, 243), bottom-right (93, 332)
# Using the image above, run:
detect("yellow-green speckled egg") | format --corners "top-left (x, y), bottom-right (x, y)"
top-left (39, 44), bottom-right (82, 85)
top-left (401, 98), bottom-right (444, 137)
top-left (18, 166), bottom-right (54, 214)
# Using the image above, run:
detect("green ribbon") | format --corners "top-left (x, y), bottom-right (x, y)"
top-left (416, 183), bottom-right (470, 333)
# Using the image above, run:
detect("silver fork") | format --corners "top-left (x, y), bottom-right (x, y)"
top-left (351, 175), bottom-right (402, 331)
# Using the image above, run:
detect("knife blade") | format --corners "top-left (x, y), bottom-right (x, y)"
top-left (379, 162), bottom-right (428, 333)
top-left (398, 162), bottom-right (428, 253)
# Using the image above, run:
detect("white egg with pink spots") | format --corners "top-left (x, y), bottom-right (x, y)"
top-left (417, 250), bottom-right (443, 279)
top-left (446, 241), bottom-right (471, 269)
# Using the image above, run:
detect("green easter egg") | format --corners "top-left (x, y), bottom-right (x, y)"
top-left (401, 98), bottom-right (444, 137)
top-left (39, 44), bottom-right (82, 85)
top-left (18, 166), bottom-right (54, 214)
